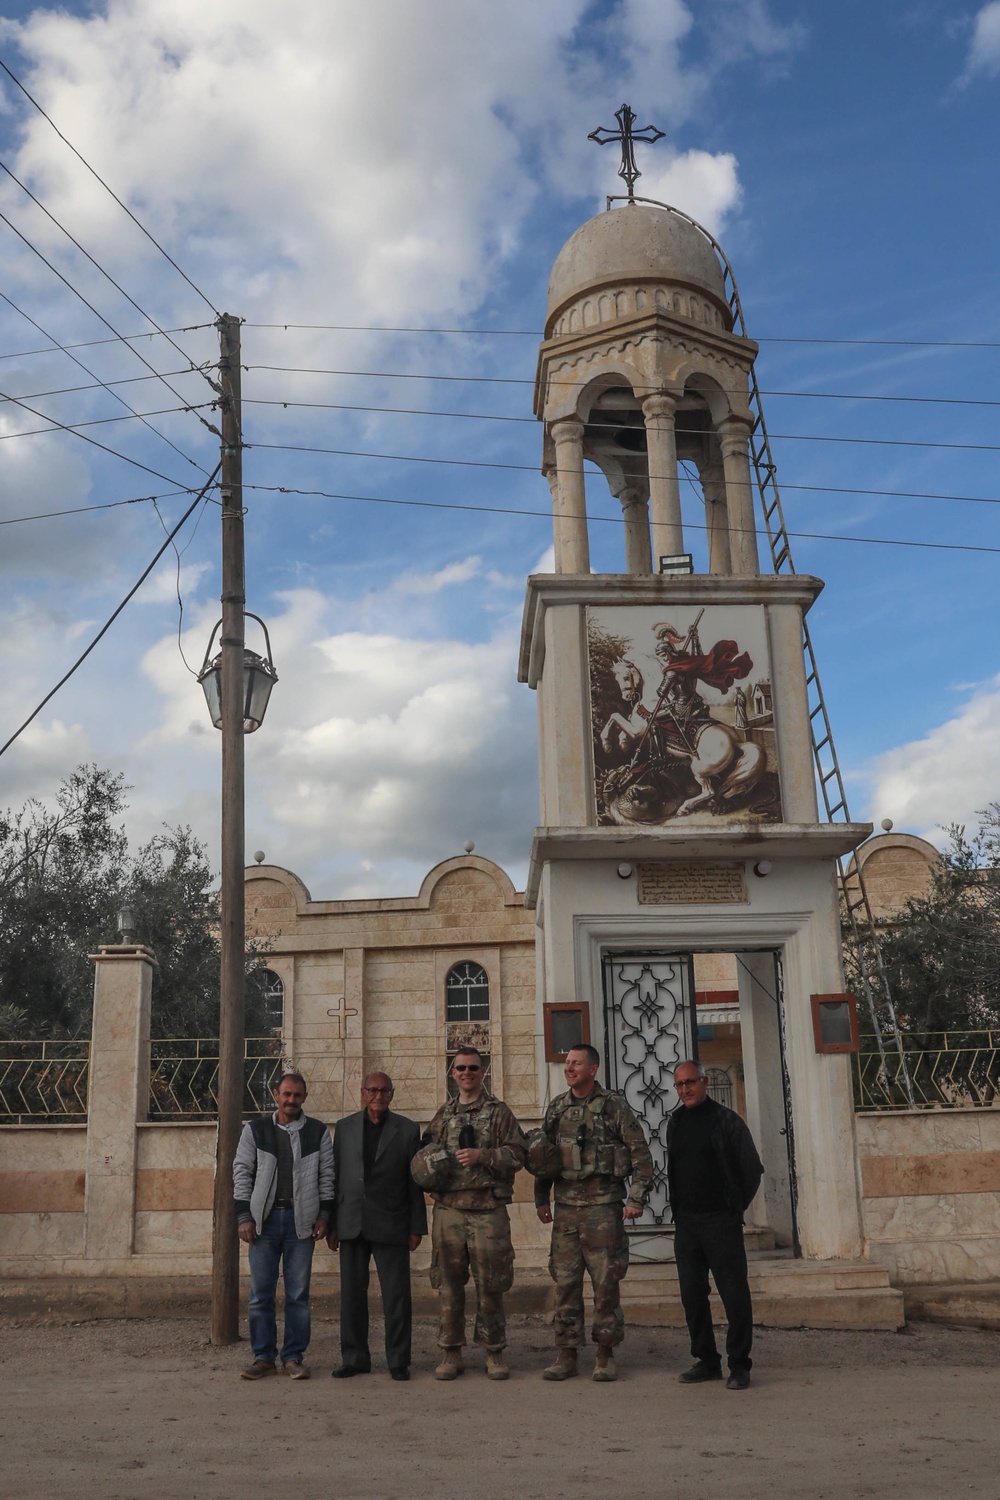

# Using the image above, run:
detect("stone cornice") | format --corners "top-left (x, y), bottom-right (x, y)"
top-left (525, 823), bottom-right (873, 907)
top-left (518, 572), bottom-right (824, 686)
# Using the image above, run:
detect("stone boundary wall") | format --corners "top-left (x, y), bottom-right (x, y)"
top-left (855, 1110), bottom-right (1000, 1284)
top-left (7, 1099), bottom-right (1000, 1286)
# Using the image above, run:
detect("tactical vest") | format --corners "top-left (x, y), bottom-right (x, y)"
top-left (433, 1096), bottom-right (513, 1199)
top-left (547, 1090), bottom-right (632, 1182)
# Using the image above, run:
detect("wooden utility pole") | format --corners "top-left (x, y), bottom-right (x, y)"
top-left (211, 313), bottom-right (246, 1345)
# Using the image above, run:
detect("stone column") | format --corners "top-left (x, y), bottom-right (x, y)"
top-left (737, 951), bottom-right (794, 1247)
top-left (548, 419), bottom-right (590, 573)
top-left (84, 943), bottom-right (154, 1262)
top-left (718, 417), bottom-right (760, 576)
top-left (615, 484), bottom-right (652, 576)
top-left (699, 451), bottom-right (732, 575)
top-left (642, 393), bottom-right (683, 567)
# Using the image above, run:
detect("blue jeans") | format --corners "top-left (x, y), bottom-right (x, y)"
top-left (247, 1207), bottom-right (315, 1364)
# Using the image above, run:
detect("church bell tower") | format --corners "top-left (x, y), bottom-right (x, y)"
top-left (519, 117), bottom-right (873, 1263)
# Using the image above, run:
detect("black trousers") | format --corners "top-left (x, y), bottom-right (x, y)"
top-left (339, 1234), bottom-right (412, 1372)
top-left (673, 1210), bottom-right (753, 1373)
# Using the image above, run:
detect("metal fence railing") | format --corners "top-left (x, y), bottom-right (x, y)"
top-left (148, 1036), bottom-right (288, 1119)
top-left (853, 1030), bottom-right (1000, 1111)
top-left (0, 1039), bottom-right (90, 1124)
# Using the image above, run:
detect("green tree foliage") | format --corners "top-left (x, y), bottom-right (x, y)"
top-left (0, 765), bottom-right (272, 1039)
top-left (848, 805), bottom-right (1000, 1038)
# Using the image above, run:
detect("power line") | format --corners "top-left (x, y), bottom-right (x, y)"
top-left (244, 402), bottom-right (1000, 455)
top-left (0, 462), bottom-right (222, 762)
top-left (0, 401), bottom-right (217, 444)
top-left (243, 481), bottom-right (1000, 558)
top-left (0, 489), bottom-right (192, 528)
top-left (0, 323), bottom-right (216, 365)
top-left (0, 378), bottom-right (207, 485)
top-left (0, 203), bottom-right (218, 444)
top-left (0, 364), bottom-right (205, 404)
top-left (243, 320), bottom-right (1000, 350)
top-left (0, 289), bottom-right (207, 472)
top-left (248, 362), bottom-right (1000, 411)
top-left (0, 55), bottom-right (219, 318)
top-left (249, 441), bottom-right (1000, 509)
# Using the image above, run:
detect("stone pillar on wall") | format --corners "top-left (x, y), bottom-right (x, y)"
top-left (342, 947), bottom-right (366, 1115)
top-left (84, 944), bottom-right (153, 1261)
top-left (737, 951), bottom-right (794, 1247)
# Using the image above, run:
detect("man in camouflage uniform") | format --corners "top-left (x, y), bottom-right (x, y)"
top-left (530, 1042), bottom-right (653, 1383)
top-left (411, 1045), bottom-right (527, 1381)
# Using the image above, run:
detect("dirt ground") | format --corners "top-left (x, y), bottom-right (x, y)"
top-left (2, 1314), bottom-right (998, 1500)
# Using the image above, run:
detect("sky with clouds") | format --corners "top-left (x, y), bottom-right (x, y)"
top-left (0, 0), bottom-right (998, 897)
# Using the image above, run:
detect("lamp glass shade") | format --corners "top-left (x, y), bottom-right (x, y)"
top-left (198, 649), bottom-right (278, 733)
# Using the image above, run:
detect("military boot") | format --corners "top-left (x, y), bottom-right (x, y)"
top-left (485, 1348), bottom-right (509, 1380)
top-left (542, 1348), bottom-right (578, 1381)
top-left (592, 1345), bottom-right (617, 1383)
top-left (434, 1347), bottom-right (465, 1381)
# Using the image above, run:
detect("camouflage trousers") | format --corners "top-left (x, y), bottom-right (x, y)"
top-left (430, 1204), bottom-right (514, 1350)
top-left (549, 1201), bottom-right (630, 1349)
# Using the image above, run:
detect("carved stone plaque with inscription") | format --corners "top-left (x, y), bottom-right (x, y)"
top-left (637, 862), bottom-right (747, 905)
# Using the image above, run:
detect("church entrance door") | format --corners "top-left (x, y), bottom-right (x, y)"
top-left (601, 951), bottom-right (696, 1230)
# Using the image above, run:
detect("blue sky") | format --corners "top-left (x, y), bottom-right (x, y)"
top-left (0, 0), bottom-right (998, 896)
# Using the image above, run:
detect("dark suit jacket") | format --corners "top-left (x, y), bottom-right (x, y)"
top-left (332, 1109), bottom-right (428, 1246)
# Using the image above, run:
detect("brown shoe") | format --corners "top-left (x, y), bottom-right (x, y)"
top-left (593, 1346), bottom-right (617, 1382)
top-left (283, 1360), bottom-right (310, 1379)
top-left (542, 1349), bottom-right (578, 1381)
top-left (485, 1349), bottom-right (509, 1380)
top-left (240, 1360), bottom-right (277, 1381)
top-left (434, 1348), bottom-right (465, 1381)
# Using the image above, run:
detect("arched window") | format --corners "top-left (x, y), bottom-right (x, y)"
top-left (446, 962), bottom-right (490, 1021)
top-left (261, 970), bottom-right (284, 1033)
top-left (445, 961), bottom-right (491, 1094)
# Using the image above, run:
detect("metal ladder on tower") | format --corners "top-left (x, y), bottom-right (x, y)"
top-left (723, 267), bottom-right (915, 1105)
top-left (621, 192), bottom-right (915, 1102)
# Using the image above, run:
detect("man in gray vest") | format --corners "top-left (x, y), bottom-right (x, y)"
top-left (327, 1071), bottom-right (426, 1381)
top-left (233, 1070), bottom-right (334, 1380)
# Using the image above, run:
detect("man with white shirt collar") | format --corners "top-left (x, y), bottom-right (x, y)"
top-left (233, 1071), bottom-right (334, 1380)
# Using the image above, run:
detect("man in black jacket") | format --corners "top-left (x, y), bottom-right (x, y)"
top-left (667, 1060), bottom-right (763, 1391)
top-left (327, 1072), bottom-right (427, 1381)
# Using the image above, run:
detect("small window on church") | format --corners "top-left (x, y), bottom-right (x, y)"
top-left (262, 970), bottom-right (284, 1033)
top-left (446, 962), bottom-right (491, 1094)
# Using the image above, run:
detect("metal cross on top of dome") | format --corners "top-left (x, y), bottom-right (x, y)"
top-left (588, 103), bottom-right (664, 201)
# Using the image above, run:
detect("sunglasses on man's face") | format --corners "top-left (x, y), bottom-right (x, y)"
top-left (452, 1064), bottom-right (481, 1073)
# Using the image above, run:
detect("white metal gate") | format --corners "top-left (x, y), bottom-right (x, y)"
top-left (601, 952), bottom-right (696, 1228)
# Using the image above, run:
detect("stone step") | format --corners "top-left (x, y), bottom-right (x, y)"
top-left (902, 1281), bottom-right (1000, 1331)
top-left (622, 1257), bottom-right (896, 1294)
top-left (0, 1257), bottom-right (905, 1331)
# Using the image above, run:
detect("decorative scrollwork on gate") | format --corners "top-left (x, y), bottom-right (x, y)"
top-left (602, 953), bottom-right (695, 1227)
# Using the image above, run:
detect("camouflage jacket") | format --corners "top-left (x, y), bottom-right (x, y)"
top-left (425, 1092), bottom-right (527, 1209)
top-left (533, 1083), bottom-right (653, 1210)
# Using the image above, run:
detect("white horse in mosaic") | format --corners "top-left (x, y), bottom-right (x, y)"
top-left (600, 658), bottom-right (764, 817)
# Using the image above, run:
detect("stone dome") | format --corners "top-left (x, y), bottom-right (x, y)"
top-left (546, 203), bottom-right (730, 335)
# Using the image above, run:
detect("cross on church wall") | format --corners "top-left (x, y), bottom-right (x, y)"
top-left (325, 997), bottom-right (360, 1039)
top-left (588, 102), bottom-right (664, 201)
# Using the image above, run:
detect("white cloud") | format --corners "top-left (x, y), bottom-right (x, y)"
top-left (128, 581), bottom-right (536, 892)
top-left (388, 556), bottom-right (481, 598)
top-left (962, 1), bottom-right (1000, 79)
top-left (638, 150), bottom-right (743, 238)
top-left (863, 676), bottom-right (1000, 838)
top-left (0, 0), bottom-right (798, 896)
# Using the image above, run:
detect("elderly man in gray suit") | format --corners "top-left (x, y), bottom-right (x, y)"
top-left (327, 1071), bottom-right (427, 1381)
